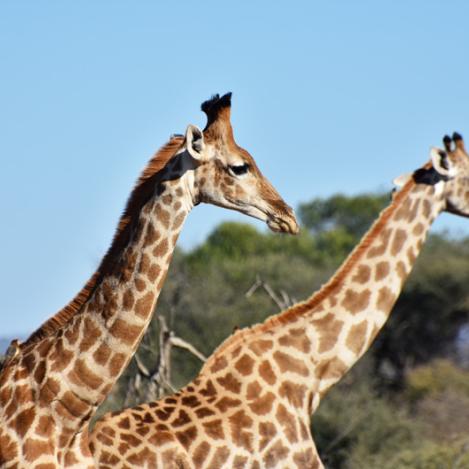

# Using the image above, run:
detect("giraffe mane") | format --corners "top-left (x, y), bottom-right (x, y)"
top-left (202, 163), bottom-right (430, 372)
top-left (22, 136), bottom-right (185, 349)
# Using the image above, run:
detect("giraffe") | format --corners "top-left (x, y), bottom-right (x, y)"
top-left (90, 133), bottom-right (469, 469)
top-left (0, 93), bottom-right (299, 469)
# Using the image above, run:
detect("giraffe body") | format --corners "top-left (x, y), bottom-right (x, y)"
top-left (90, 133), bottom-right (469, 468)
top-left (0, 93), bottom-right (298, 468)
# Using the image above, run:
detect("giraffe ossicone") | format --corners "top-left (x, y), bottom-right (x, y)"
top-left (0, 93), bottom-right (298, 468)
top-left (90, 132), bottom-right (469, 469)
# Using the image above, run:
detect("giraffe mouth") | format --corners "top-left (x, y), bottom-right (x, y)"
top-left (267, 215), bottom-right (300, 234)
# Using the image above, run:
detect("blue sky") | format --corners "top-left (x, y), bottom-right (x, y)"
top-left (1, 1), bottom-right (469, 337)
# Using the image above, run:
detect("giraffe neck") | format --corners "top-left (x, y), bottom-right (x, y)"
top-left (0, 151), bottom-right (195, 466)
top-left (201, 175), bottom-right (445, 411)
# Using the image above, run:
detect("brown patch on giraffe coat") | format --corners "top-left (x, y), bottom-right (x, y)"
top-left (0, 433), bottom-right (18, 462)
top-left (274, 351), bottom-right (310, 376)
top-left (93, 342), bottom-right (112, 366)
top-left (316, 356), bottom-right (347, 382)
top-left (109, 352), bottom-right (127, 377)
top-left (233, 455), bottom-right (249, 469)
top-left (376, 286), bottom-right (395, 312)
top-left (162, 194), bottom-right (173, 206)
top-left (135, 291), bottom-right (155, 318)
top-left (144, 223), bottom-right (160, 245)
top-left (195, 407), bottom-right (215, 419)
top-left (210, 356), bottom-right (228, 373)
top-left (206, 447), bottom-right (230, 469)
top-left (69, 358), bottom-right (103, 390)
top-left (153, 238), bottom-right (169, 258)
top-left (156, 207), bottom-right (171, 229)
top-left (34, 361), bottom-right (46, 384)
top-left (181, 395), bottom-right (201, 407)
top-left (50, 342), bottom-right (74, 372)
top-left (39, 377), bottom-right (60, 404)
top-left (14, 406), bottom-right (36, 438)
top-left (258, 360), bottom-right (276, 385)
top-left (248, 339), bottom-right (274, 356)
top-left (215, 396), bottom-right (241, 412)
top-left (123, 289), bottom-right (135, 310)
top-left (407, 246), bottom-right (416, 264)
top-left (408, 199), bottom-right (420, 222)
top-left (175, 425), bottom-right (197, 450)
top-left (279, 332), bottom-right (311, 353)
top-left (36, 415), bottom-right (54, 438)
top-left (394, 197), bottom-right (411, 221)
top-left (352, 264), bottom-right (371, 284)
top-left (95, 430), bottom-right (113, 446)
top-left (263, 439), bottom-right (289, 467)
top-left (246, 380), bottom-right (262, 400)
top-left (155, 407), bottom-right (175, 421)
top-left (248, 391), bottom-right (275, 415)
top-left (172, 212), bottom-right (185, 231)
top-left (229, 409), bottom-right (253, 451)
top-left (299, 420), bottom-right (310, 440)
top-left (135, 277), bottom-right (146, 292)
top-left (199, 379), bottom-right (217, 397)
top-left (117, 416), bottom-right (130, 429)
top-left (313, 315), bottom-right (344, 353)
top-left (193, 441), bottom-right (210, 468)
top-left (23, 438), bottom-right (54, 461)
top-left (366, 228), bottom-right (392, 258)
top-left (396, 261), bottom-right (407, 282)
top-left (172, 409), bottom-right (191, 427)
top-left (234, 354), bottom-right (255, 376)
top-left (277, 403), bottom-right (299, 443)
top-left (139, 253), bottom-right (151, 275)
top-left (147, 263), bottom-right (161, 282)
top-left (279, 381), bottom-right (307, 408)
top-left (423, 199), bottom-right (432, 218)
top-left (341, 288), bottom-right (371, 315)
top-left (375, 261), bottom-right (390, 281)
top-left (109, 318), bottom-right (141, 345)
top-left (80, 317), bottom-right (102, 353)
top-left (293, 448), bottom-right (317, 468)
top-left (345, 320), bottom-right (368, 355)
top-left (64, 326), bottom-right (80, 346)
top-left (259, 420), bottom-right (277, 451)
top-left (216, 372), bottom-right (241, 393)
top-left (121, 432), bottom-right (141, 446)
top-left (60, 390), bottom-right (89, 418)
top-left (203, 419), bottom-right (225, 439)
top-left (391, 229), bottom-right (407, 256)
top-left (127, 448), bottom-right (156, 467)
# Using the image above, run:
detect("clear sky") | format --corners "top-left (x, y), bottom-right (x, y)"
top-left (1, 1), bottom-right (469, 338)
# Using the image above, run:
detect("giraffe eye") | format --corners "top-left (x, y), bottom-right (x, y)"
top-left (228, 163), bottom-right (250, 176)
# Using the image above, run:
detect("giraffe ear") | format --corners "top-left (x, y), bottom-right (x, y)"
top-left (185, 125), bottom-right (207, 161)
top-left (431, 147), bottom-right (457, 178)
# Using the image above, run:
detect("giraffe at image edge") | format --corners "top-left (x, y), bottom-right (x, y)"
top-left (90, 133), bottom-right (469, 469)
top-left (0, 93), bottom-right (299, 469)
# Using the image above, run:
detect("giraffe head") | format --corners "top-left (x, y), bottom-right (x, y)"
top-left (429, 132), bottom-right (469, 217)
top-left (182, 93), bottom-right (299, 234)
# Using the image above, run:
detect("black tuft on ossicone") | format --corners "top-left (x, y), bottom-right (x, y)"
top-left (201, 92), bottom-right (232, 128)
top-left (453, 132), bottom-right (463, 142)
top-left (443, 135), bottom-right (452, 152)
